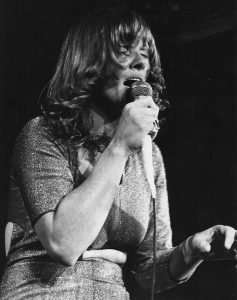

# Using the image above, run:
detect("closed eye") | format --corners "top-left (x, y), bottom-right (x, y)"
top-left (141, 52), bottom-right (149, 59)
top-left (140, 47), bottom-right (149, 59)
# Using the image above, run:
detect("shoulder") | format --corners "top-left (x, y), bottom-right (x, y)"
top-left (18, 116), bottom-right (53, 142)
top-left (13, 116), bottom-right (69, 162)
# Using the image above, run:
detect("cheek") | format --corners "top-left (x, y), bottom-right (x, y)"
top-left (145, 62), bottom-right (150, 78)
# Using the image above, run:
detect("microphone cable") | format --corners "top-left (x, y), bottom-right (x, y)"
top-left (151, 195), bottom-right (157, 300)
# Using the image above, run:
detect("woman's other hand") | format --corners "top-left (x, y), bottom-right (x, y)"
top-left (190, 225), bottom-right (237, 261)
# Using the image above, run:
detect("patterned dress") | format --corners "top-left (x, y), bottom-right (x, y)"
top-left (0, 117), bottom-right (186, 299)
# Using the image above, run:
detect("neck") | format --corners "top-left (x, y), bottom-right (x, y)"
top-left (90, 102), bottom-right (118, 138)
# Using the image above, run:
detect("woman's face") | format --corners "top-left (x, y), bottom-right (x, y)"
top-left (97, 39), bottom-right (150, 120)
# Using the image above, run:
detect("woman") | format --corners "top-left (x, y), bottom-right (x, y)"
top-left (0, 8), bottom-right (236, 300)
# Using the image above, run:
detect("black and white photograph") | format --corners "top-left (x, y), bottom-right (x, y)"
top-left (0, 1), bottom-right (236, 299)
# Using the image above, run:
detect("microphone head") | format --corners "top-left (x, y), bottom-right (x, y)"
top-left (130, 80), bottom-right (153, 99)
top-left (126, 81), bottom-right (153, 103)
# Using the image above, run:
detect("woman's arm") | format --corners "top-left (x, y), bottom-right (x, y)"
top-left (31, 97), bottom-right (158, 266)
top-left (129, 146), bottom-right (236, 293)
top-left (35, 140), bottom-right (128, 266)
top-left (168, 239), bottom-right (202, 281)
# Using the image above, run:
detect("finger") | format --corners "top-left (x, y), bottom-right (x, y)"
top-left (126, 100), bottom-right (159, 120)
top-left (82, 249), bottom-right (127, 264)
top-left (130, 96), bottom-right (158, 110)
top-left (222, 226), bottom-right (236, 249)
top-left (128, 107), bottom-right (159, 124)
top-left (198, 239), bottom-right (211, 253)
top-left (134, 106), bottom-right (158, 118)
top-left (193, 234), bottom-right (211, 253)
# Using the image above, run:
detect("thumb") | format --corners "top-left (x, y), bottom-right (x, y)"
top-left (192, 234), bottom-right (211, 253)
top-left (198, 240), bottom-right (211, 253)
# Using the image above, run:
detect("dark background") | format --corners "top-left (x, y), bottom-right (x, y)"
top-left (0, 0), bottom-right (236, 299)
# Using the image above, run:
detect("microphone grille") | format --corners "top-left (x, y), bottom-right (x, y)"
top-left (130, 81), bottom-right (153, 99)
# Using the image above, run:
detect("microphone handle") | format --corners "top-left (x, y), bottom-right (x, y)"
top-left (128, 80), bottom-right (156, 199)
top-left (142, 136), bottom-right (156, 199)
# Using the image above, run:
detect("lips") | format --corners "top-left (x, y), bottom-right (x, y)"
top-left (123, 77), bottom-right (142, 87)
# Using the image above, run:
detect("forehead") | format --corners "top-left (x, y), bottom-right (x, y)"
top-left (119, 37), bottom-right (149, 49)
top-left (113, 21), bottom-right (151, 45)
top-left (136, 38), bottom-right (148, 49)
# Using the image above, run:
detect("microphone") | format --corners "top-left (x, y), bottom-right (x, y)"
top-left (127, 80), bottom-right (158, 300)
top-left (129, 80), bottom-right (157, 199)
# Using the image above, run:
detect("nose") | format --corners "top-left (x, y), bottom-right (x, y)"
top-left (129, 53), bottom-right (147, 71)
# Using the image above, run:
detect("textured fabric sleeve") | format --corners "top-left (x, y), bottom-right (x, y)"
top-left (129, 144), bottom-right (188, 293)
top-left (12, 118), bottom-right (74, 226)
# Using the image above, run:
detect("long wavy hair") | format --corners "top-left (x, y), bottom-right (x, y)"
top-left (40, 8), bottom-right (167, 150)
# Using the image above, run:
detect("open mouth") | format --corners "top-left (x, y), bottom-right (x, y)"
top-left (123, 77), bottom-right (141, 87)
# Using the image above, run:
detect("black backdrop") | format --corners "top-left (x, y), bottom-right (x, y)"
top-left (0, 1), bottom-right (236, 299)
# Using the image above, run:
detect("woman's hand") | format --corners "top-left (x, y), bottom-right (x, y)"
top-left (190, 225), bottom-right (237, 261)
top-left (112, 96), bottom-right (159, 152)
top-left (170, 225), bottom-right (236, 281)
